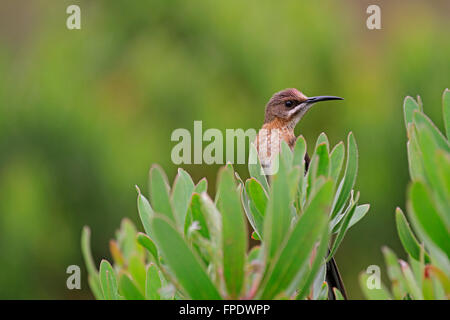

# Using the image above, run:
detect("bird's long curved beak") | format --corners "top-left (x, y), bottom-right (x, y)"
top-left (289, 95), bottom-right (344, 119)
top-left (305, 96), bottom-right (344, 104)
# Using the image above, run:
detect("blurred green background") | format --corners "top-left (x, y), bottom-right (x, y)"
top-left (0, 0), bottom-right (448, 299)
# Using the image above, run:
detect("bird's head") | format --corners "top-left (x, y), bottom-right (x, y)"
top-left (264, 88), bottom-right (343, 128)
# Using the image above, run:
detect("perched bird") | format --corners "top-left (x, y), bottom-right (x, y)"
top-left (254, 88), bottom-right (346, 299)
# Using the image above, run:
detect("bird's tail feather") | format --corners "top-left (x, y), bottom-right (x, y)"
top-left (325, 253), bottom-right (347, 299)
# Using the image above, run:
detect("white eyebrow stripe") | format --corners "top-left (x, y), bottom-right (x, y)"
top-left (287, 102), bottom-right (308, 116)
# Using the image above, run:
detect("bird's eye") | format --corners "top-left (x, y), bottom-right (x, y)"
top-left (285, 100), bottom-right (293, 108)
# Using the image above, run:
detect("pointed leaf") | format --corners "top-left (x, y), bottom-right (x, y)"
top-left (136, 186), bottom-right (154, 237)
top-left (443, 88), bottom-right (450, 139)
top-left (81, 226), bottom-right (99, 280)
top-left (409, 181), bottom-right (450, 258)
top-left (216, 166), bottom-right (248, 298)
top-left (248, 143), bottom-right (269, 193)
top-left (119, 273), bottom-right (145, 300)
top-left (316, 282), bottom-right (329, 300)
top-left (293, 135), bottom-right (307, 167)
top-left (260, 180), bottom-right (333, 299)
top-left (404, 96), bottom-right (420, 129)
top-left (348, 204), bottom-right (370, 229)
top-left (315, 132), bottom-right (329, 149)
top-left (399, 260), bottom-right (423, 299)
top-left (99, 260), bottom-right (119, 300)
top-left (145, 264), bottom-right (161, 300)
top-left (382, 246), bottom-right (408, 299)
top-left (333, 287), bottom-right (345, 300)
top-left (128, 254), bottom-right (146, 293)
top-left (330, 142), bottom-right (345, 183)
top-left (328, 194), bottom-right (358, 260)
top-left (88, 274), bottom-right (103, 300)
top-left (395, 208), bottom-right (431, 263)
top-left (263, 153), bottom-right (293, 263)
top-left (150, 215), bottom-right (221, 299)
top-left (413, 111), bottom-right (450, 152)
top-left (295, 227), bottom-right (330, 300)
top-left (184, 193), bottom-right (210, 239)
top-left (245, 178), bottom-right (268, 238)
top-left (171, 168), bottom-right (195, 228)
top-left (331, 132), bottom-right (358, 218)
top-left (194, 178), bottom-right (208, 193)
top-left (315, 143), bottom-right (330, 178)
top-left (136, 233), bottom-right (159, 265)
top-left (149, 165), bottom-right (176, 222)
top-left (359, 272), bottom-right (392, 300)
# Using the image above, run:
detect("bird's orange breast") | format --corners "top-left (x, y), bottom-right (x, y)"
top-left (254, 118), bottom-right (296, 170)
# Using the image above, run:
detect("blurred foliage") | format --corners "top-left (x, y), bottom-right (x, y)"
top-left (360, 90), bottom-right (450, 300)
top-left (83, 133), bottom-right (365, 299)
top-left (0, 0), bottom-right (449, 298)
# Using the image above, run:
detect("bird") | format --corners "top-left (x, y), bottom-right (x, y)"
top-left (254, 88), bottom-right (347, 300)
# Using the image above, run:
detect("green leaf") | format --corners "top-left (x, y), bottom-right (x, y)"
top-left (428, 265), bottom-right (450, 295)
top-left (316, 281), bottom-right (329, 300)
top-left (331, 132), bottom-right (358, 219)
top-left (149, 164), bottom-right (176, 222)
top-left (295, 227), bottom-right (330, 300)
top-left (280, 140), bottom-right (293, 170)
top-left (395, 208), bottom-right (431, 263)
top-left (348, 204), bottom-right (370, 229)
top-left (399, 260), bottom-right (423, 299)
top-left (328, 193), bottom-right (358, 260)
top-left (406, 126), bottom-right (426, 181)
top-left (414, 123), bottom-right (450, 219)
top-left (404, 96), bottom-right (421, 129)
top-left (260, 180), bottom-right (333, 299)
top-left (194, 178), bottom-right (208, 193)
top-left (99, 260), bottom-right (120, 300)
top-left (109, 240), bottom-right (125, 267)
top-left (248, 245), bottom-right (261, 262)
top-left (382, 246), bottom-right (408, 299)
top-left (263, 153), bottom-right (293, 264)
top-left (408, 181), bottom-right (450, 259)
top-left (81, 226), bottom-right (99, 280)
top-left (171, 168), bottom-right (195, 228)
top-left (359, 272), bottom-right (392, 300)
top-left (184, 193), bottom-right (210, 239)
top-left (443, 88), bottom-right (450, 139)
top-left (88, 274), bottom-right (103, 300)
top-left (251, 231), bottom-right (260, 241)
top-left (149, 215), bottom-right (221, 299)
top-left (136, 233), bottom-right (159, 265)
top-left (333, 287), bottom-right (345, 300)
top-left (128, 254), bottom-right (147, 294)
top-left (145, 264), bottom-right (161, 300)
top-left (422, 271), bottom-right (434, 300)
top-left (198, 192), bottom-right (222, 248)
top-left (119, 273), bottom-right (145, 300)
top-left (216, 166), bottom-right (247, 298)
top-left (413, 111), bottom-right (450, 153)
top-left (315, 143), bottom-right (330, 178)
top-left (116, 218), bottom-right (139, 260)
top-left (330, 142), bottom-right (345, 183)
top-left (248, 143), bottom-right (269, 193)
top-left (245, 178), bottom-right (268, 238)
top-left (293, 135), bottom-right (307, 167)
top-left (315, 132), bottom-right (329, 149)
top-left (136, 186), bottom-right (154, 238)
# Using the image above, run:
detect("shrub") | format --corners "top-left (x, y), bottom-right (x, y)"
top-left (360, 89), bottom-right (450, 300)
top-left (82, 132), bottom-right (368, 299)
